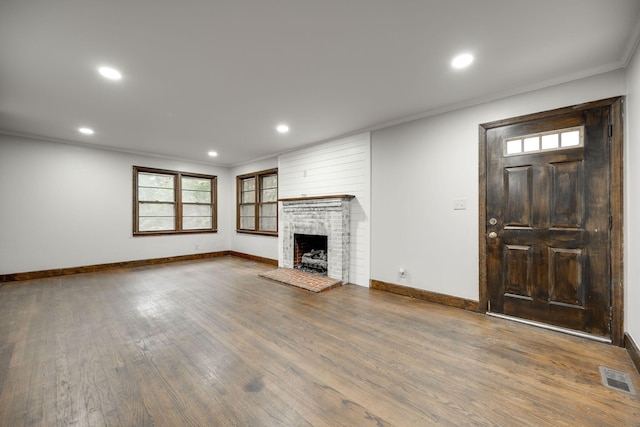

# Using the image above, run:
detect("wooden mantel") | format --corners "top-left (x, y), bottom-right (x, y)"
top-left (278, 194), bottom-right (355, 202)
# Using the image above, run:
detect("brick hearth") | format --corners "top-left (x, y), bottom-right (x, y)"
top-left (259, 268), bottom-right (341, 293)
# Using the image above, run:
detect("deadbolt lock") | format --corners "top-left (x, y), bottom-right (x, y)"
top-left (489, 217), bottom-right (497, 225)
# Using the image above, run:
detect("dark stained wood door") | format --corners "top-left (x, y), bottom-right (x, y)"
top-left (483, 100), bottom-right (620, 339)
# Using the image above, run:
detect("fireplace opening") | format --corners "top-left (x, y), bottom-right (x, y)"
top-left (294, 234), bottom-right (328, 275)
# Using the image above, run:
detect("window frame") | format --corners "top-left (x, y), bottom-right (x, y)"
top-left (133, 166), bottom-right (217, 236)
top-left (236, 168), bottom-right (278, 236)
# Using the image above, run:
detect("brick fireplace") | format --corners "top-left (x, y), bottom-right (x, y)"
top-left (280, 195), bottom-right (355, 284)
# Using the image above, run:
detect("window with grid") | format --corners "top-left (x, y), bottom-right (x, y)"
top-left (504, 126), bottom-right (584, 156)
top-left (134, 166), bottom-right (217, 235)
top-left (237, 169), bottom-right (278, 235)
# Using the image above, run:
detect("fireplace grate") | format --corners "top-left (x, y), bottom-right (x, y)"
top-left (598, 366), bottom-right (636, 395)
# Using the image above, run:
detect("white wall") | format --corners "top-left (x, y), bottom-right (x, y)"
top-left (625, 42), bottom-right (640, 344)
top-left (278, 133), bottom-right (371, 286)
top-left (371, 70), bottom-right (626, 302)
top-left (228, 157), bottom-right (279, 260)
top-left (0, 135), bottom-right (231, 274)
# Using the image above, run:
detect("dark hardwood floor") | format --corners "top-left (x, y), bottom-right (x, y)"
top-left (0, 256), bottom-right (638, 426)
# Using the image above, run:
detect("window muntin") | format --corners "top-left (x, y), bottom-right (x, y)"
top-left (134, 166), bottom-right (217, 235)
top-left (504, 126), bottom-right (584, 156)
top-left (236, 169), bottom-right (278, 235)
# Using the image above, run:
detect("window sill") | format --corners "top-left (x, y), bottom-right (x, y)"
top-left (133, 230), bottom-right (218, 237)
top-left (236, 230), bottom-right (278, 237)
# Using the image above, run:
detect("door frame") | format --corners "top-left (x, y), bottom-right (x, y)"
top-left (478, 97), bottom-right (624, 346)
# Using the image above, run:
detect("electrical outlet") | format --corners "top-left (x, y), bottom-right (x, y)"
top-left (453, 198), bottom-right (467, 210)
top-left (399, 267), bottom-right (406, 278)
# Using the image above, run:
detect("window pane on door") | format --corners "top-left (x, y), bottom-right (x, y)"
top-left (541, 134), bottom-right (559, 149)
top-left (561, 130), bottom-right (581, 147)
top-left (506, 139), bottom-right (522, 154)
top-left (524, 137), bottom-right (540, 152)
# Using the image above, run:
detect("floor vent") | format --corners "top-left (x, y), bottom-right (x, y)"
top-left (599, 366), bottom-right (636, 395)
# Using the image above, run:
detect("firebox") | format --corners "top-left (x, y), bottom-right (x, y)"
top-left (294, 234), bottom-right (328, 275)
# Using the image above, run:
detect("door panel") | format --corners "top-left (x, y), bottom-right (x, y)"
top-left (548, 247), bottom-right (583, 307)
top-left (505, 244), bottom-right (532, 299)
top-left (484, 105), bottom-right (612, 338)
top-left (505, 166), bottom-right (533, 226)
top-left (550, 161), bottom-right (584, 227)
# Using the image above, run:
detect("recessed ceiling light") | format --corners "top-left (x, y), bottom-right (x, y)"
top-left (98, 66), bottom-right (122, 80)
top-left (451, 53), bottom-right (474, 69)
top-left (78, 127), bottom-right (94, 135)
top-left (208, 151), bottom-right (218, 157)
top-left (276, 124), bottom-right (289, 134)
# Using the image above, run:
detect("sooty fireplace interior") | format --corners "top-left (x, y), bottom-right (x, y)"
top-left (294, 234), bottom-right (328, 275)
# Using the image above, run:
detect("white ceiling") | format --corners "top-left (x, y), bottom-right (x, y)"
top-left (1, 0), bottom-right (640, 166)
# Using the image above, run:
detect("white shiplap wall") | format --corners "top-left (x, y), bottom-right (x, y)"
top-left (278, 133), bottom-right (371, 286)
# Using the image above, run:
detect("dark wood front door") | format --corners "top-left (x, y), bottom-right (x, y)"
top-left (480, 98), bottom-right (623, 342)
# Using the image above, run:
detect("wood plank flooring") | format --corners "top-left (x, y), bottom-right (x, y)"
top-left (0, 255), bottom-right (638, 426)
